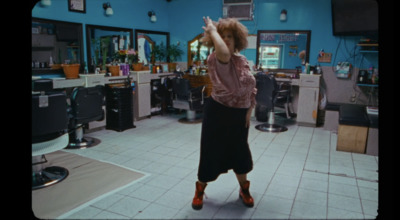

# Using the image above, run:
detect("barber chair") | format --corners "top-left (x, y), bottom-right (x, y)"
top-left (32, 79), bottom-right (69, 190)
top-left (171, 77), bottom-right (205, 123)
top-left (67, 85), bottom-right (104, 149)
top-left (254, 72), bottom-right (288, 132)
top-left (274, 81), bottom-right (295, 119)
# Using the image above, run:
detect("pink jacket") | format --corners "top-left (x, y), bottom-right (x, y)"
top-left (207, 52), bottom-right (257, 109)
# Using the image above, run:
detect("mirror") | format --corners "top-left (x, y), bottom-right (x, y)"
top-left (188, 33), bottom-right (212, 67)
top-left (32, 18), bottom-right (84, 75)
top-left (135, 29), bottom-right (170, 65)
top-left (86, 24), bottom-right (133, 72)
top-left (256, 30), bottom-right (311, 70)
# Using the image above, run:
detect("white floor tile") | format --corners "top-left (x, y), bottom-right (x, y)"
top-left (328, 193), bottom-right (363, 213)
top-left (155, 190), bottom-right (192, 210)
top-left (295, 188), bottom-right (328, 206)
top-left (213, 203), bottom-right (255, 219)
top-left (329, 182), bottom-right (360, 198)
top-left (129, 184), bottom-right (168, 202)
top-left (251, 207), bottom-right (290, 219)
top-left (146, 174), bottom-right (182, 190)
top-left (256, 195), bottom-right (294, 215)
top-left (64, 206), bottom-right (102, 219)
top-left (106, 196), bottom-right (150, 218)
top-left (299, 176), bottom-right (329, 192)
top-left (94, 210), bottom-right (129, 219)
top-left (91, 193), bottom-right (125, 209)
top-left (290, 200), bottom-right (327, 219)
top-left (270, 173), bottom-right (301, 188)
top-left (327, 207), bottom-right (365, 219)
top-left (264, 183), bottom-right (297, 200)
top-left (361, 199), bottom-right (378, 217)
top-left (133, 203), bottom-right (179, 219)
top-left (358, 186), bottom-right (378, 202)
top-left (56, 115), bottom-right (379, 220)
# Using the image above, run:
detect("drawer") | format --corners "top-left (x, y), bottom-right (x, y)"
top-left (300, 74), bottom-right (320, 87)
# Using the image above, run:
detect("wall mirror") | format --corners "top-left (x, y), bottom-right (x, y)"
top-left (256, 30), bottom-right (311, 70)
top-left (86, 24), bottom-right (133, 72)
top-left (135, 29), bottom-right (170, 65)
top-left (32, 18), bottom-right (84, 75)
top-left (187, 33), bottom-right (212, 67)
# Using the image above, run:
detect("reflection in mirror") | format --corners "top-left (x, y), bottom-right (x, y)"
top-left (86, 24), bottom-right (133, 72)
top-left (256, 30), bottom-right (311, 70)
top-left (188, 33), bottom-right (212, 67)
top-left (135, 29), bottom-right (170, 65)
top-left (32, 18), bottom-right (84, 75)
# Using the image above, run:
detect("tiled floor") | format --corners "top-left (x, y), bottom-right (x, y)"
top-left (59, 112), bottom-right (378, 219)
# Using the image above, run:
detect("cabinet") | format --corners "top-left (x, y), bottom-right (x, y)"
top-left (106, 85), bottom-right (135, 132)
top-left (32, 34), bottom-right (55, 48)
top-left (133, 71), bottom-right (152, 119)
top-left (297, 74), bottom-right (321, 127)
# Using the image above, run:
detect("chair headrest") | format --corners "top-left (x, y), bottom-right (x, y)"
top-left (32, 79), bottom-right (53, 92)
top-left (255, 72), bottom-right (278, 107)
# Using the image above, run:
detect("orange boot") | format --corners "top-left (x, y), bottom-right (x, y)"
top-left (192, 181), bottom-right (207, 210)
top-left (239, 180), bottom-right (254, 207)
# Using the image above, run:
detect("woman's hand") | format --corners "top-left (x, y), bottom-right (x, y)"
top-left (245, 107), bottom-right (253, 128)
top-left (202, 16), bottom-right (231, 63)
top-left (202, 16), bottom-right (217, 35)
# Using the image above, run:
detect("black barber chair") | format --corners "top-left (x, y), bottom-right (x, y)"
top-left (67, 85), bottom-right (104, 149)
top-left (274, 81), bottom-right (295, 119)
top-left (254, 72), bottom-right (288, 132)
top-left (32, 79), bottom-right (69, 190)
top-left (171, 77), bottom-right (205, 123)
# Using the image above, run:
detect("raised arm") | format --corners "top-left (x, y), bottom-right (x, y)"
top-left (202, 16), bottom-right (231, 63)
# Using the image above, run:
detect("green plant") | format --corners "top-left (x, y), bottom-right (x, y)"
top-left (151, 42), bottom-right (166, 63)
top-left (100, 37), bottom-right (111, 70)
top-left (127, 49), bottom-right (139, 64)
top-left (167, 43), bottom-right (184, 63)
top-left (195, 41), bottom-right (202, 62)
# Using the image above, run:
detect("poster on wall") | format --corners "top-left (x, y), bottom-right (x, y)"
top-left (288, 45), bottom-right (298, 57)
top-left (247, 35), bottom-right (257, 49)
top-left (68, 0), bottom-right (86, 13)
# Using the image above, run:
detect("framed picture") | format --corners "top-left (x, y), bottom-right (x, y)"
top-left (68, 0), bottom-right (86, 13)
top-left (161, 63), bottom-right (169, 73)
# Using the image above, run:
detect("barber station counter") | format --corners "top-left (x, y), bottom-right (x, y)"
top-left (37, 71), bottom-right (176, 131)
top-left (251, 71), bottom-right (322, 127)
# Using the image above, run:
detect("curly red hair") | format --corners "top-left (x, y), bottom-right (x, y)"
top-left (201, 18), bottom-right (248, 52)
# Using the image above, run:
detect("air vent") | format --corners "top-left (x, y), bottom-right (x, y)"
top-left (222, 0), bottom-right (253, 20)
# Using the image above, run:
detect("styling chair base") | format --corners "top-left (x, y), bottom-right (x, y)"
top-left (32, 165), bottom-right (69, 190)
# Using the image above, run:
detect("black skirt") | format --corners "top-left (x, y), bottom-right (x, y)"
top-left (197, 97), bottom-right (253, 182)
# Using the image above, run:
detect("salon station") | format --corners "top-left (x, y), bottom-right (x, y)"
top-left (31, 0), bottom-right (383, 219)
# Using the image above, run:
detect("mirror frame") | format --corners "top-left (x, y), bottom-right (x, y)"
top-left (256, 30), bottom-right (311, 70)
top-left (86, 24), bottom-right (133, 72)
top-left (32, 17), bottom-right (84, 74)
top-left (187, 33), bottom-right (213, 67)
top-left (134, 29), bottom-right (170, 63)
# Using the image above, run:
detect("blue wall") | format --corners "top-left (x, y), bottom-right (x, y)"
top-left (32, 0), bottom-right (378, 69)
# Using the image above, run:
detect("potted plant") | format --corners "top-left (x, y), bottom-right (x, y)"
top-left (100, 37), bottom-right (111, 73)
top-left (166, 43), bottom-right (183, 71)
top-left (62, 60), bottom-right (80, 79)
top-left (127, 49), bottom-right (142, 71)
top-left (60, 44), bottom-right (81, 78)
top-left (194, 41), bottom-right (202, 66)
top-left (150, 42), bottom-right (166, 73)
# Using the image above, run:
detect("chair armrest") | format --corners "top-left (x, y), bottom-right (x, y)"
top-left (189, 85), bottom-right (206, 102)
